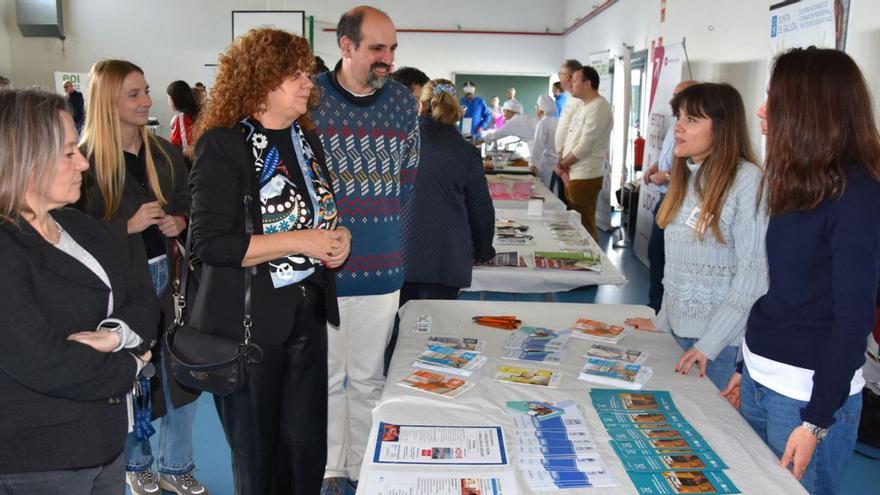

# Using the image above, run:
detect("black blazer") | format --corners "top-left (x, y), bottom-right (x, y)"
top-left (0, 208), bottom-right (158, 474)
top-left (77, 135), bottom-right (197, 415)
top-left (189, 124), bottom-right (340, 345)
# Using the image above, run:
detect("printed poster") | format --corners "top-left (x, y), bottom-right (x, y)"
top-left (372, 423), bottom-right (507, 465)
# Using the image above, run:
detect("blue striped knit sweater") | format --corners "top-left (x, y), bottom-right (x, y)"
top-left (312, 70), bottom-right (420, 296)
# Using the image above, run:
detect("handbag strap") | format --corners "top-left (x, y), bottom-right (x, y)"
top-left (174, 145), bottom-right (255, 347)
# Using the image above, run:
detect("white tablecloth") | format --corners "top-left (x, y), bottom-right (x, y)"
top-left (355, 300), bottom-right (807, 495)
top-left (466, 209), bottom-right (626, 292)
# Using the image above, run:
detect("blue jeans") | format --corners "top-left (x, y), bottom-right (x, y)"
top-left (671, 333), bottom-right (738, 390)
top-left (124, 351), bottom-right (197, 475)
top-left (740, 367), bottom-right (862, 495)
top-left (647, 194), bottom-right (666, 312)
top-left (147, 255), bottom-right (170, 298)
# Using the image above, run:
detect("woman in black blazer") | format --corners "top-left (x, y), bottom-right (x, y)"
top-left (190, 29), bottom-right (350, 494)
top-left (76, 59), bottom-right (203, 495)
top-left (0, 91), bottom-right (157, 493)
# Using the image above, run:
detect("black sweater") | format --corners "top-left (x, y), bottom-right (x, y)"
top-left (746, 164), bottom-right (880, 428)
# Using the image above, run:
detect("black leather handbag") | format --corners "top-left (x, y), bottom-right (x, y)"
top-left (164, 192), bottom-right (263, 397)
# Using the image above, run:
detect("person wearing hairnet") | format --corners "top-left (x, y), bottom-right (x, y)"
top-left (530, 95), bottom-right (560, 188)
top-left (477, 99), bottom-right (537, 155)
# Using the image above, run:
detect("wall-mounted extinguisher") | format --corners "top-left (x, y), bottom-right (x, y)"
top-left (633, 131), bottom-right (646, 171)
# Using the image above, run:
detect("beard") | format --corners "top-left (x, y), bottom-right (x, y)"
top-left (366, 62), bottom-right (391, 90)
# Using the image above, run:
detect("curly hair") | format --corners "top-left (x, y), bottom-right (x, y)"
top-left (195, 28), bottom-right (318, 140)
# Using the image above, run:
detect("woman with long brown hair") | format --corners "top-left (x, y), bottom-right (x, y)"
top-left (722, 48), bottom-right (880, 495)
top-left (190, 28), bottom-right (350, 494)
top-left (631, 83), bottom-right (769, 391)
top-left (76, 59), bottom-right (205, 495)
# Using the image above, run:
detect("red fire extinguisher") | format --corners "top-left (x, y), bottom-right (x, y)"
top-left (633, 131), bottom-right (646, 171)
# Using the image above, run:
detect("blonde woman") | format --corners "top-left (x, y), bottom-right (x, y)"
top-left (629, 83), bottom-right (769, 390)
top-left (400, 78), bottom-right (495, 306)
top-left (76, 60), bottom-right (205, 495)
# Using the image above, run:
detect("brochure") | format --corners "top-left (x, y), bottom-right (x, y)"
top-left (626, 470), bottom-right (740, 494)
top-left (492, 366), bottom-right (563, 388)
top-left (514, 430), bottom-right (593, 444)
top-left (584, 344), bottom-right (649, 365)
top-left (611, 439), bottom-right (711, 457)
top-left (619, 452), bottom-right (728, 472)
top-left (397, 370), bottom-right (475, 399)
top-left (520, 467), bottom-right (617, 491)
top-left (481, 251), bottom-right (522, 268)
top-left (364, 470), bottom-right (520, 495)
top-left (495, 236), bottom-right (533, 246)
top-left (426, 335), bottom-right (484, 352)
top-left (501, 349), bottom-right (565, 365)
top-left (569, 318), bottom-right (629, 344)
top-left (533, 251), bottom-right (602, 272)
top-left (589, 389), bottom-right (679, 413)
top-left (516, 455), bottom-right (606, 473)
top-left (605, 427), bottom-right (706, 444)
top-left (509, 400), bottom-right (589, 432)
top-left (598, 411), bottom-right (689, 429)
top-left (578, 358), bottom-right (653, 390)
top-left (513, 442), bottom-right (597, 459)
top-left (372, 423), bottom-right (507, 465)
top-left (413, 345), bottom-right (488, 377)
top-left (503, 326), bottom-right (571, 352)
top-left (506, 401), bottom-right (564, 422)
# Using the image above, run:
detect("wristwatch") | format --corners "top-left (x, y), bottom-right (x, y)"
top-left (801, 421), bottom-right (829, 442)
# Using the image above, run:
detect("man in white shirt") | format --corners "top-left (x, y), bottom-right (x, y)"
top-left (479, 99), bottom-right (537, 157)
top-left (555, 65), bottom-right (612, 240)
top-left (552, 59), bottom-right (583, 203)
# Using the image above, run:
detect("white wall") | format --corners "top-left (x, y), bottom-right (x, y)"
top-left (3, 0), bottom-right (565, 133)
top-left (563, 0), bottom-right (880, 152)
top-left (0, 0), bottom-right (13, 78)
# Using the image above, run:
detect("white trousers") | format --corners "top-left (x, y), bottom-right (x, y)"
top-left (325, 291), bottom-right (399, 480)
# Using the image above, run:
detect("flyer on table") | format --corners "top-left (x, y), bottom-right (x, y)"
top-left (365, 470), bottom-right (519, 495)
top-left (372, 423), bottom-right (508, 465)
top-left (627, 470), bottom-right (740, 494)
top-left (590, 389), bottom-right (679, 413)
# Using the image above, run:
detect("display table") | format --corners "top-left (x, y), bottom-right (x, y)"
top-left (466, 209), bottom-right (626, 292)
top-left (355, 300), bottom-right (807, 494)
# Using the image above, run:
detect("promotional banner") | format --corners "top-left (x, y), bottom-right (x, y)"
top-left (590, 49), bottom-right (613, 232)
top-left (54, 71), bottom-right (89, 97)
top-left (769, 0), bottom-right (837, 56)
top-left (632, 42), bottom-right (684, 266)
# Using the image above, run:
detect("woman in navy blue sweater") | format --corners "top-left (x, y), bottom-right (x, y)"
top-left (721, 48), bottom-right (880, 494)
top-left (400, 78), bottom-right (495, 305)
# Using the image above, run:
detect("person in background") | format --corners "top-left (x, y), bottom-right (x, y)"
top-left (631, 83), bottom-right (767, 392)
top-left (643, 79), bottom-right (698, 312)
top-left (0, 89), bottom-right (157, 494)
top-left (504, 86), bottom-right (517, 105)
top-left (552, 59), bottom-right (582, 205)
top-left (459, 81), bottom-right (491, 139)
top-left (400, 78), bottom-right (495, 306)
top-left (721, 48), bottom-right (880, 495)
top-left (478, 99), bottom-right (536, 156)
top-left (553, 81), bottom-right (566, 117)
top-left (77, 59), bottom-right (205, 495)
top-left (191, 82), bottom-right (207, 108)
top-left (530, 94), bottom-right (559, 189)
top-left (0, 75), bottom-right (10, 88)
top-left (314, 56), bottom-right (331, 73)
top-left (390, 66), bottom-right (429, 100)
top-left (555, 65), bottom-right (612, 240)
top-left (166, 80), bottom-right (200, 162)
top-left (63, 80), bottom-right (86, 133)
top-left (310, 7), bottom-right (419, 493)
top-left (488, 95), bottom-right (505, 129)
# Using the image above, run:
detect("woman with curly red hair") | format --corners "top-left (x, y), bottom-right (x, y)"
top-left (190, 28), bottom-right (350, 494)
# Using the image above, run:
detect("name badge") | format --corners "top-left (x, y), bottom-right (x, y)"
top-left (685, 206), bottom-right (712, 233)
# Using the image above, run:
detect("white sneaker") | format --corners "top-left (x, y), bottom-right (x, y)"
top-left (126, 470), bottom-right (160, 494)
top-left (159, 472), bottom-right (209, 495)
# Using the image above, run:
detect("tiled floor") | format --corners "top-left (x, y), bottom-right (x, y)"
top-left (131, 225), bottom-right (878, 494)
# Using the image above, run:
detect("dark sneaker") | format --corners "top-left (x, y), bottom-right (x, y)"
top-left (158, 472), bottom-right (209, 494)
top-left (126, 470), bottom-right (160, 494)
top-left (320, 477), bottom-right (348, 495)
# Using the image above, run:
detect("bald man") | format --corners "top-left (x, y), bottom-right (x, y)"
top-left (644, 79), bottom-right (698, 312)
top-left (311, 6), bottom-right (420, 493)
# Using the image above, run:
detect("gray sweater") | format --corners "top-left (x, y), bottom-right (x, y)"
top-left (654, 160), bottom-right (769, 360)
